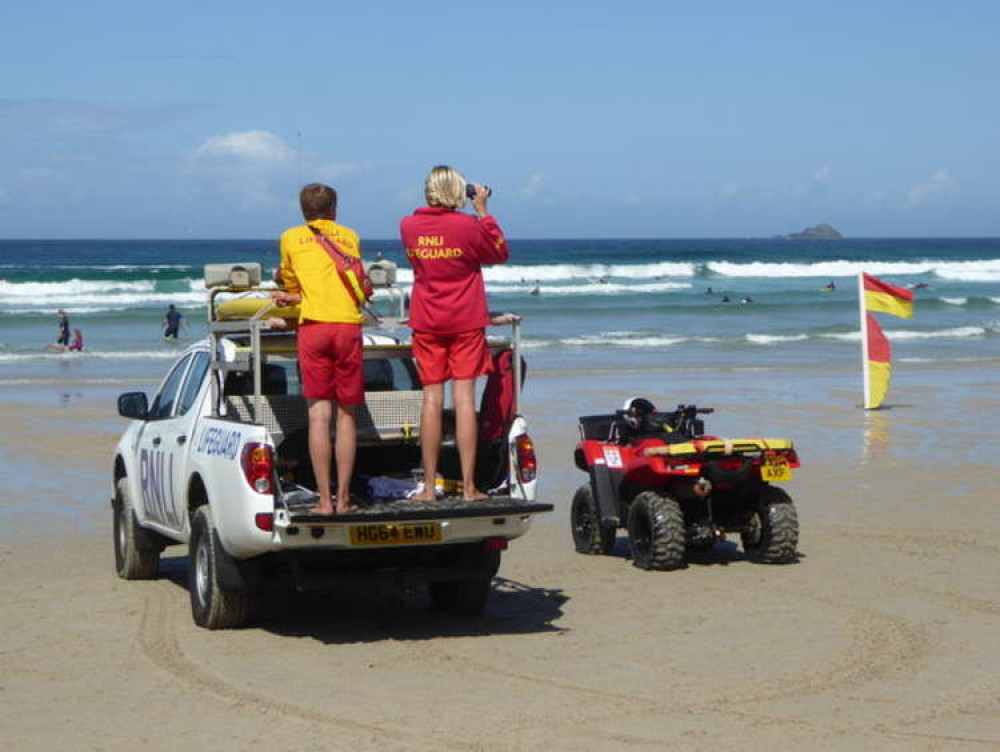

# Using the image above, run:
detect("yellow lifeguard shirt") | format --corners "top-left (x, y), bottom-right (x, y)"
top-left (278, 219), bottom-right (364, 324)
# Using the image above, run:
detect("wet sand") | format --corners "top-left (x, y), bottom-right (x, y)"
top-left (1, 361), bottom-right (999, 751)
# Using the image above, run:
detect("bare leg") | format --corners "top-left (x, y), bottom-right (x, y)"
top-left (454, 378), bottom-right (487, 500)
top-left (416, 382), bottom-right (444, 501)
top-left (307, 399), bottom-right (334, 514)
top-left (334, 402), bottom-right (357, 513)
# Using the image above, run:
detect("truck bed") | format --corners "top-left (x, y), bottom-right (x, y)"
top-left (285, 495), bottom-right (553, 524)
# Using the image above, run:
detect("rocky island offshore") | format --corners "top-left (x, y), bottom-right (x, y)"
top-left (781, 223), bottom-right (843, 239)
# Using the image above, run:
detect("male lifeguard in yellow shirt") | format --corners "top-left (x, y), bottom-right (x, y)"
top-left (273, 184), bottom-right (364, 514)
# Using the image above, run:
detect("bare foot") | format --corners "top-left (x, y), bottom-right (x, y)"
top-left (310, 503), bottom-right (335, 515)
top-left (463, 489), bottom-right (489, 501)
top-left (411, 490), bottom-right (437, 502)
top-left (335, 500), bottom-right (359, 514)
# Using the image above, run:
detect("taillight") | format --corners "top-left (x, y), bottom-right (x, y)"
top-left (484, 536), bottom-right (508, 552)
top-left (254, 513), bottom-right (274, 531)
top-left (241, 443), bottom-right (275, 494)
top-left (717, 458), bottom-right (746, 471)
top-left (516, 434), bottom-right (537, 483)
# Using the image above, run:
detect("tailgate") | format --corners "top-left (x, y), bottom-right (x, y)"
top-left (273, 496), bottom-right (553, 550)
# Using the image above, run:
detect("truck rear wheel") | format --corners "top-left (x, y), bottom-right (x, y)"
top-left (627, 491), bottom-right (685, 571)
top-left (428, 577), bottom-right (492, 615)
top-left (113, 477), bottom-right (160, 580)
top-left (571, 483), bottom-right (616, 555)
top-left (189, 506), bottom-right (251, 629)
top-left (741, 485), bottom-right (799, 564)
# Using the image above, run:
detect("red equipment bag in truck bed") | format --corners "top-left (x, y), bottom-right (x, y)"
top-left (479, 348), bottom-right (526, 441)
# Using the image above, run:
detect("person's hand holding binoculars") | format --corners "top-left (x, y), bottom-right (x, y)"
top-left (467, 183), bottom-right (492, 218)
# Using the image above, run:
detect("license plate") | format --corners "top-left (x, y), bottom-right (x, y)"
top-left (349, 522), bottom-right (442, 546)
top-left (761, 458), bottom-right (792, 482)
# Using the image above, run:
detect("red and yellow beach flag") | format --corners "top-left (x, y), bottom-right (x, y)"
top-left (865, 313), bottom-right (892, 409)
top-left (863, 272), bottom-right (913, 319)
top-left (858, 272), bottom-right (915, 409)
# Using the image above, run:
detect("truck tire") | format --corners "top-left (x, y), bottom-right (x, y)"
top-left (113, 477), bottom-right (160, 580)
top-left (741, 485), bottom-right (799, 564)
top-left (571, 483), bottom-right (616, 555)
top-left (627, 491), bottom-right (685, 571)
top-left (428, 577), bottom-right (492, 615)
top-left (189, 506), bottom-right (251, 629)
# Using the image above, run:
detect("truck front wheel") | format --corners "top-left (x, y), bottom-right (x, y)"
top-left (189, 506), bottom-right (251, 629)
top-left (113, 477), bottom-right (160, 580)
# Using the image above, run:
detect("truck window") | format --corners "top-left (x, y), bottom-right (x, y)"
top-left (177, 351), bottom-right (210, 416)
top-left (148, 354), bottom-right (192, 420)
top-left (223, 363), bottom-right (289, 396)
top-left (363, 358), bottom-right (420, 392)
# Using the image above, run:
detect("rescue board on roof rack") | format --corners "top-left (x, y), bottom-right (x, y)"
top-left (216, 298), bottom-right (300, 321)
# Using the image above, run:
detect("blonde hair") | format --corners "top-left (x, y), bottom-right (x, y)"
top-left (424, 165), bottom-right (466, 210)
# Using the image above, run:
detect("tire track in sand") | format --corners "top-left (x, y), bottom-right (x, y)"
top-left (412, 585), bottom-right (931, 718)
top-left (135, 582), bottom-right (470, 752)
top-left (136, 577), bottom-right (932, 746)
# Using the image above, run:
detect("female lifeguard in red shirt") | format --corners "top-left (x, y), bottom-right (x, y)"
top-left (400, 166), bottom-right (510, 501)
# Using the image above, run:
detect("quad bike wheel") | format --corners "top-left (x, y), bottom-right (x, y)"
top-left (741, 485), bottom-right (799, 564)
top-left (571, 483), bottom-right (617, 555)
top-left (627, 491), bottom-right (685, 570)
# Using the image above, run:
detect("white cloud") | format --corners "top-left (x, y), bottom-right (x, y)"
top-left (789, 181), bottom-right (809, 198)
top-left (187, 130), bottom-right (365, 209)
top-left (813, 164), bottom-right (832, 183)
top-left (907, 169), bottom-right (958, 206)
top-left (20, 166), bottom-right (62, 182)
top-left (520, 172), bottom-right (544, 198)
top-left (861, 190), bottom-right (888, 206)
top-left (195, 130), bottom-right (296, 167)
top-left (721, 181), bottom-right (741, 198)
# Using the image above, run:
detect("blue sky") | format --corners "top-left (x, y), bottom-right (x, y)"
top-left (1, 0), bottom-right (998, 238)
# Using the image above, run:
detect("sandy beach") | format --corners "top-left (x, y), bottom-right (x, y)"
top-left (2, 360), bottom-right (999, 752)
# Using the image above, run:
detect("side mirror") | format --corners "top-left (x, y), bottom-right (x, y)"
top-left (118, 392), bottom-right (149, 420)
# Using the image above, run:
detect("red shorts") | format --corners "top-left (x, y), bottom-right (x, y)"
top-left (412, 329), bottom-right (493, 385)
top-left (298, 322), bottom-right (364, 404)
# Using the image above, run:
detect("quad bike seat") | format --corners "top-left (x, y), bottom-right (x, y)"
top-left (613, 410), bottom-right (692, 444)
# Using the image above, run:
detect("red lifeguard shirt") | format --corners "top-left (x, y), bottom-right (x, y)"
top-left (400, 207), bottom-right (509, 334)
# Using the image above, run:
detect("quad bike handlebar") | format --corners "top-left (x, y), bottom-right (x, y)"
top-left (666, 404), bottom-right (714, 438)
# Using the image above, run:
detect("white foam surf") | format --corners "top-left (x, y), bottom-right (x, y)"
top-left (486, 281), bottom-right (691, 296)
top-left (0, 279), bottom-right (156, 297)
top-left (822, 326), bottom-right (987, 342)
top-left (745, 333), bottom-right (810, 345)
top-left (0, 349), bottom-right (181, 362)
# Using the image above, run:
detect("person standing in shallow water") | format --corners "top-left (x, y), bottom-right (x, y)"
top-left (400, 165), bottom-right (510, 501)
top-left (162, 304), bottom-right (185, 339)
top-left (55, 310), bottom-right (70, 347)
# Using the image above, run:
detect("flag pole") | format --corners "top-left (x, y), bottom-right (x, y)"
top-left (858, 270), bottom-right (870, 409)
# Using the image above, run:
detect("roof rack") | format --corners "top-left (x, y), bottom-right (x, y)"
top-left (201, 261), bottom-right (523, 425)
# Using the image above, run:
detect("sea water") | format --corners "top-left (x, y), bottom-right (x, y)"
top-left (1, 237), bottom-right (998, 385)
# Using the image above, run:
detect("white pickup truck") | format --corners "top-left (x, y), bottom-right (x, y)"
top-left (111, 262), bottom-right (551, 629)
